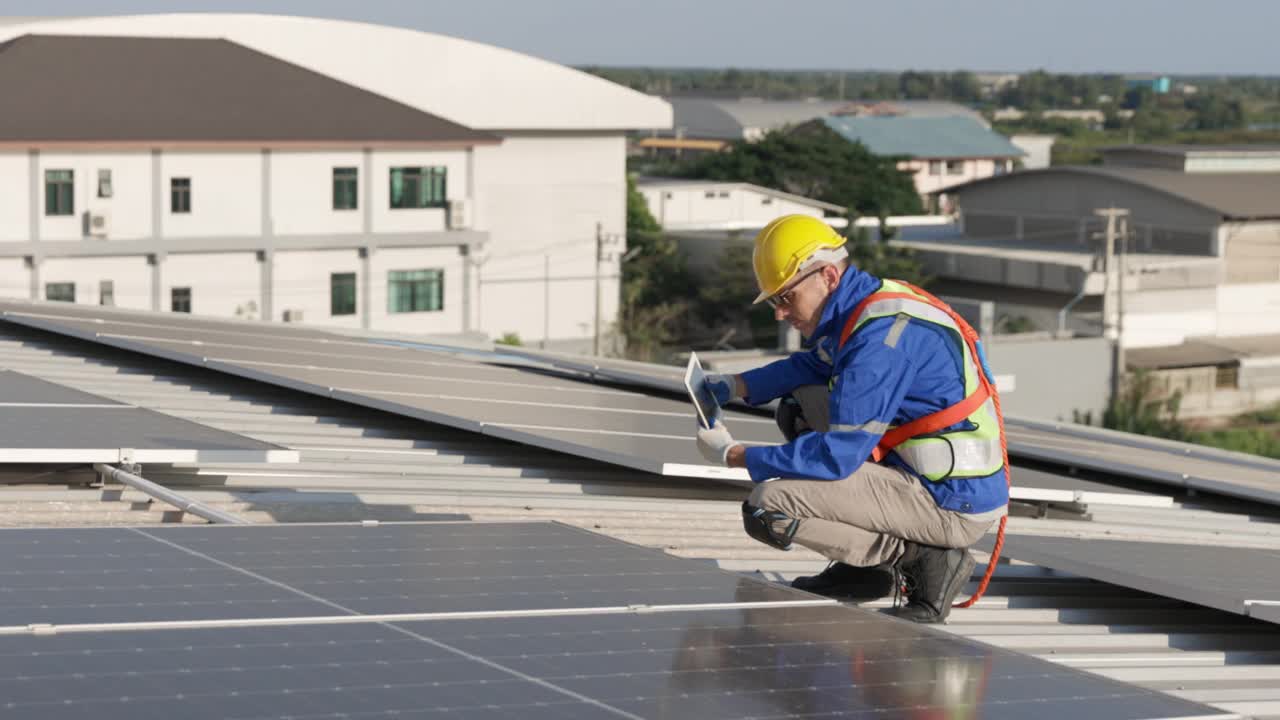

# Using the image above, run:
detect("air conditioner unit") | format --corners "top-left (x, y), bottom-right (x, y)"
top-left (85, 209), bottom-right (111, 238)
top-left (447, 199), bottom-right (469, 230)
top-left (282, 309), bottom-right (304, 323)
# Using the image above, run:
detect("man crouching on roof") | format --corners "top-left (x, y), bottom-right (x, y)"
top-left (693, 214), bottom-right (1009, 623)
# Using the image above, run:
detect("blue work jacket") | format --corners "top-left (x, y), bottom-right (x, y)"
top-left (740, 267), bottom-right (1010, 515)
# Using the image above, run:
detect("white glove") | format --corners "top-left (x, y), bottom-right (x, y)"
top-left (705, 373), bottom-right (740, 406)
top-left (696, 421), bottom-right (739, 466)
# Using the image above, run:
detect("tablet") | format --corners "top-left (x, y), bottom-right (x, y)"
top-left (684, 352), bottom-right (723, 430)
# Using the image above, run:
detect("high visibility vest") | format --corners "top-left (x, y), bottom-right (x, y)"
top-left (836, 279), bottom-right (1005, 482)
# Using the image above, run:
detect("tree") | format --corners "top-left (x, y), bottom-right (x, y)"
top-left (677, 124), bottom-right (924, 217)
top-left (616, 177), bottom-right (693, 360)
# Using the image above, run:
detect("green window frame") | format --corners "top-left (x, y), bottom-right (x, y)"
top-left (330, 272), bottom-right (357, 316)
top-left (44, 170), bottom-right (74, 216)
top-left (171, 287), bottom-right (192, 313)
top-left (333, 167), bottom-right (358, 210)
top-left (45, 282), bottom-right (75, 303)
top-left (389, 167), bottom-right (447, 209)
top-left (171, 177), bottom-right (192, 213)
top-left (387, 269), bottom-right (444, 313)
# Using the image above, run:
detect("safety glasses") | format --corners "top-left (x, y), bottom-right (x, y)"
top-left (763, 267), bottom-right (823, 310)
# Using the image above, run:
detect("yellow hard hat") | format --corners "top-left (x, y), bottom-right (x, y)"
top-left (751, 215), bottom-right (849, 304)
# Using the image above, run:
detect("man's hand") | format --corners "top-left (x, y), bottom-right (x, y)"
top-left (704, 373), bottom-right (742, 406)
top-left (696, 421), bottom-right (741, 466)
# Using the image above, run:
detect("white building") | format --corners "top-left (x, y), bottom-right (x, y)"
top-left (0, 15), bottom-right (671, 350)
top-left (635, 178), bottom-right (844, 231)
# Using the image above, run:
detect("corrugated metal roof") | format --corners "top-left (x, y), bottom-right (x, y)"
top-left (667, 97), bottom-right (987, 140)
top-left (946, 166), bottom-right (1280, 220)
top-left (3, 323), bottom-right (1280, 717)
top-left (0, 34), bottom-right (498, 146)
top-left (821, 115), bottom-right (1025, 159)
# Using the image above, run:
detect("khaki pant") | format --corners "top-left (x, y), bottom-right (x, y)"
top-left (747, 385), bottom-right (1003, 567)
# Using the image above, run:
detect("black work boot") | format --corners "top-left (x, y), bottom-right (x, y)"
top-left (893, 543), bottom-right (976, 624)
top-left (791, 562), bottom-right (897, 601)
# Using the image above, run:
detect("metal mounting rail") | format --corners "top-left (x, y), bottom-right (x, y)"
top-left (94, 463), bottom-right (250, 525)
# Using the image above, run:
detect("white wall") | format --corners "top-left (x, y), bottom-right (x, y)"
top-left (270, 151), bottom-right (365, 237)
top-left (37, 151), bottom-right (152, 241)
top-left (160, 153), bottom-right (261, 238)
top-left (641, 185), bottom-right (826, 229)
top-left (273, 248), bottom-right (364, 328)
top-left (0, 258), bottom-right (25, 298)
top-left (40, 255), bottom-right (152, 309)
top-left (474, 134), bottom-right (624, 345)
top-left (164, 252), bottom-right (261, 318)
top-left (0, 153), bottom-right (28, 242)
top-left (370, 150), bottom-right (469, 234)
top-left (1217, 282), bottom-right (1280, 337)
top-left (368, 246), bottom-right (464, 334)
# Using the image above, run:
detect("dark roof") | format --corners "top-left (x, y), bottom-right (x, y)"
top-left (821, 115), bottom-right (1023, 159)
top-left (0, 34), bottom-right (499, 147)
top-left (942, 165), bottom-right (1280, 220)
top-left (1101, 144), bottom-right (1280, 157)
top-left (1128, 334), bottom-right (1280, 369)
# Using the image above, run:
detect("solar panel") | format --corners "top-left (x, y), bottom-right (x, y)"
top-left (984, 534), bottom-right (1280, 624)
top-left (1007, 417), bottom-right (1280, 507)
top-left (0, 369), bottom-right (296, 464)
top-left (0, 302), bottom-right (781, 479)
top-left (138, 522), bottom-right (805, 613)
top-left (0, 522), bottom-right (1229, 720)
top-left (0, 610), bottom-right (1226, 720)
top-left (0, 527), bottom-right (333, 625)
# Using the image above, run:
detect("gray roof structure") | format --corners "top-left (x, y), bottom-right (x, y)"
top-left (943, 166), bottom-right (1280, 220)
top-left (667, 96), bottom-right (986, 140)
top-left (1128, 334), bottom-right (1280, 369)
top-left (821, 115), bottom-right (1026, 159)
top-left (4, 309), bottom-right (1280, 716)
top-left (0, 34), bottom-right (499, 147)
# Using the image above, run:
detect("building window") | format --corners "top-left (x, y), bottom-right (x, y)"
top-left (333, 167), bottom-right (358, 210)
top-left (331, 272), bottom-right (357, 316)
top-left (97, 169), bottom-right (114, 198)
top-left (387, 269), bottom-right (443, 313)
top-left (1215, 365), bottom-right (1239, 389)
top-left (945, 160), bottom-right (965, 176)
top-left (171, 178), bottom-right (191, 213)
top-left (389, 167), bottom-right (447, 209)
top-left (927, 161), bottom-right (942, 176)
top-left (44, 170), bottom-right (74, 216)
top-left (992, 160), bottom-right (1008, 176)
top-left (45, 282), bottom-right (75, 303)
top-left (761, 197), bottom-right (773, 205)
top-left (99, 280), bottom-right (114, 306)
top-left (171, 287), bottom-right (192, 313)
top-left (704, 190), bottom-right (716, 199)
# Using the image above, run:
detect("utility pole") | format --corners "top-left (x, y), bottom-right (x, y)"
top-left (594, 223), bottom-right (603, 356)
top-left (1095, 207), bottom-right (1130, 404)
top-left (592, 223), bottom-right (623, 356)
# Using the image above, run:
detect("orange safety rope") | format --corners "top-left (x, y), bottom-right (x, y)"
top-left (838, 281), bottom-right (1010, 609)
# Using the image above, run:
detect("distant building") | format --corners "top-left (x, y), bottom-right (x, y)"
top-left (635, 178), bottom-right (844, 231)
top-left (1127, 75), bottom-right (1172, 94)
top-left (1010, 135), bottom-right (1056, 169)
top-left (900, 144), bottom-right (1280, 416)
top-left (0, 15), bottom-right (671, 350)
top-left (644, 97), bottom-right (986, 151)
top-left (803, 116), bottom-right (1024, 209)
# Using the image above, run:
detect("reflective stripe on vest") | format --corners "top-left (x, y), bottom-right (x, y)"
top-left (838, 280), bottom-right (1004, 481)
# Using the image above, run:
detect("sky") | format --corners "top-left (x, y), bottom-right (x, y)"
top-left (3, 0), bottom-right (1278, 75)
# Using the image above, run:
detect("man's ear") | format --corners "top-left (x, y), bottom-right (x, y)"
top-left (822, 264), bottom-right (842, 291)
